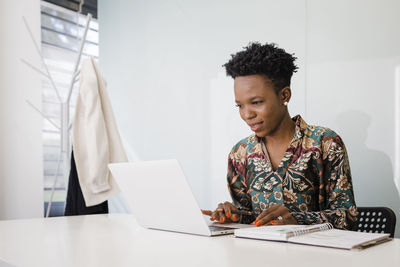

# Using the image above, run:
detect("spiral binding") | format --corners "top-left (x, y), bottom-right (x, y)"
top-left (290, 223), bottom-right (333, 237)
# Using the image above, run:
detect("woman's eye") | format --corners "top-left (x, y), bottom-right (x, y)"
top-left (235, 104), bottom-right (242, 108)
top-left (252, 101), bottom-right (263, 105)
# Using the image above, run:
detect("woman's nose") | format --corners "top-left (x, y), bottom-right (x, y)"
top-left (242, 107), bottom-right (256, 120)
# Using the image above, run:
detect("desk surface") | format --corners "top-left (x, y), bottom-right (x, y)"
top-left (0, 214), bottom-right (399, 267)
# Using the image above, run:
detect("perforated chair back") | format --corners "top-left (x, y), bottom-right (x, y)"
top-left (356, 207), bottom-right (396, 238)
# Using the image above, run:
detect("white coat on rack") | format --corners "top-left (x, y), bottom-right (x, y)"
top-left (73, 57), bottom-right (128, 206)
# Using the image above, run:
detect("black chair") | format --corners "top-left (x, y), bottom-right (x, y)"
top-left (356, 207), bottom-right (396, 238)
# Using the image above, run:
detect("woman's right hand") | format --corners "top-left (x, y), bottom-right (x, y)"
top-left (201, 201), bottom-right (240, 223)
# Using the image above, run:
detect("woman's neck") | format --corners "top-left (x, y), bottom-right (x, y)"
top-left (264, 113), bottom-right (295, 145)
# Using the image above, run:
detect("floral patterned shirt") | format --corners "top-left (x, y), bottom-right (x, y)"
top-left (227, 115), bottom-right (358, 230)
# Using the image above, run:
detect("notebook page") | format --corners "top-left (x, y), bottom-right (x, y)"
top-left (234, 224), bottom-right (329, 241)
top-left (288, 229), bottom-right (390, 249)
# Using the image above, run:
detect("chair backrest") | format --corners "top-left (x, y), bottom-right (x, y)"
top-left (356, 207), bottom-right (396, 238)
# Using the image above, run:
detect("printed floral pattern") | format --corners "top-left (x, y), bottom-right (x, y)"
top-left (227, 115), bottom-right (358, 230)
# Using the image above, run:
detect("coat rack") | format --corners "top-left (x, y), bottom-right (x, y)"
top-left (21, 13), bottom-right (92, 217)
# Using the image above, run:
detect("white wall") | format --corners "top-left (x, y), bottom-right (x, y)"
top-left (0, 0), bottom-right (43, 219)
top-left (99, 0), bottom-right (400, 236)
top-left (99, 0), bottom-right (306, 209)
top-left (306, 0), bottom-right (400, 237)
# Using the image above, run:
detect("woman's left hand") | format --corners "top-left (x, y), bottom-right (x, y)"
top-left (253, 204), bottom-right (297, 226)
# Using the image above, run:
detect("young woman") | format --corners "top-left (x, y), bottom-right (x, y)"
top-left (202, 42), bottom-right (358, 230)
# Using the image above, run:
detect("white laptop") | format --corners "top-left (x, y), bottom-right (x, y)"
top-left (108, 159), bottom-right (251, 236)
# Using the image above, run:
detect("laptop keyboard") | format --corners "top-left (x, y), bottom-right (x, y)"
top-left (209, 225), bottom-right (236, 231)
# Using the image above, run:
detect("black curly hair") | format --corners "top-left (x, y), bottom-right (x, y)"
top-left (223, 42), bottom-right (298, 92)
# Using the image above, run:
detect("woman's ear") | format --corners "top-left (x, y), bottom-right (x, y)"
top-left (280, 86), bottom-right (292, 104)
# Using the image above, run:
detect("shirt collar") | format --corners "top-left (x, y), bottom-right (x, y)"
top-left (292, 114), bottom-right (306, 141)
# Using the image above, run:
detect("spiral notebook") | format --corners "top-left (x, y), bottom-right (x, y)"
top-left (234, 223), bottom-right (391, 250)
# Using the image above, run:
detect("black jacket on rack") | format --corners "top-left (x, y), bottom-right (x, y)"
top-left (64, 151), bottom-right (108, 215)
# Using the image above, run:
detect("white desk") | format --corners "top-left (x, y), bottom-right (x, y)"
top-left (0, 214), bottom-right (399, 267)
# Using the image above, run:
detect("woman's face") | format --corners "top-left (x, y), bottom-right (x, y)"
top-left (234, 74), bottom-right (287, 138)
